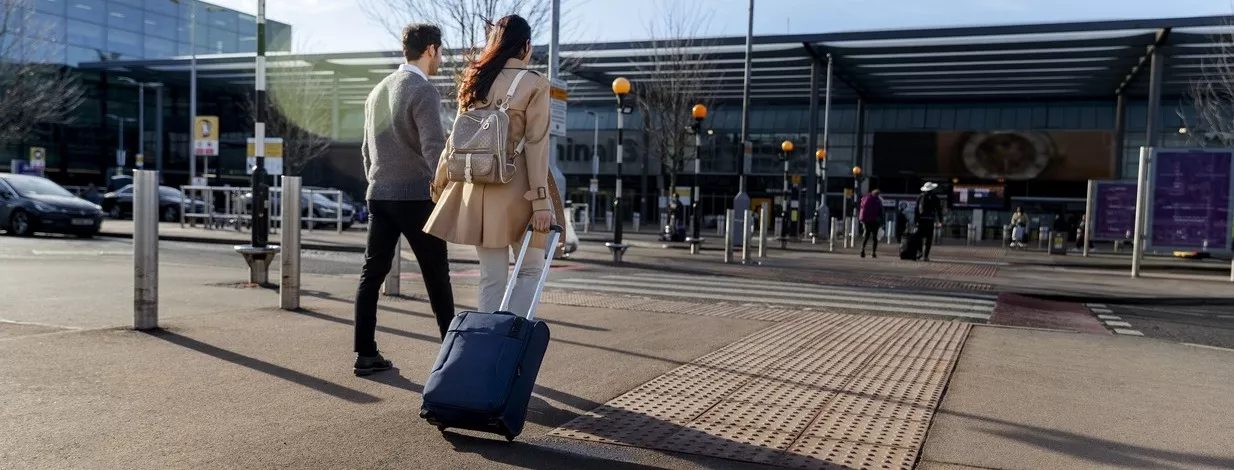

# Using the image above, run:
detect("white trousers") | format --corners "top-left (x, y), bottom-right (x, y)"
top-left (475, 240), bottom-right (545, 318)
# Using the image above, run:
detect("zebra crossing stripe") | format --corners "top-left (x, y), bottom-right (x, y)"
top-left (598, 273), bottom-right (998, 306)
top-left (545, 277), bottom-right (992, 320)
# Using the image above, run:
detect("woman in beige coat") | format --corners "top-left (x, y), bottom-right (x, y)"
top-left (425, 14), bottom-right (564, 317)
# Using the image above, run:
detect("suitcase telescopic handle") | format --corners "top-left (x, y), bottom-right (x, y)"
top-left (498, 224), bottom-right (564, 320)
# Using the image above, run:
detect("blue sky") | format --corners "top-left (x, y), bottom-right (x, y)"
top-left (207, 0), bottom-right (1233, 53)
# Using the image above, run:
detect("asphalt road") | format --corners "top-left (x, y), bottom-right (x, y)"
top-left (1103, 303), bottom-right (1234, 350)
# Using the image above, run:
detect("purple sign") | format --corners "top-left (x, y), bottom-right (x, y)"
top-left (1092, 181), bottom-right (1136, 240)
top-left (1150, 150), bottom-right (1234, 250)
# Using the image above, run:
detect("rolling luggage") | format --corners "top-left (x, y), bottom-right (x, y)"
top-left (420, 224), bottom-right (563, 442)
top-left (899, 229), bottom-right (923, 261)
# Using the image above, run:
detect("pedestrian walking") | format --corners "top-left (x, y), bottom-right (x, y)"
top-left (352, 23), bottom-right (456, 376)
top-left (915, 182), bottom-right (945, 261)
top-left (425, 15), bottom-right (565, 320)
top-left (1010, 207), bottom-right (1027, 248)
top-left (859, 189), bottom-right (884, 258)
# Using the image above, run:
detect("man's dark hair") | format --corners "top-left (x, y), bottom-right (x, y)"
top-left (401, 24), bottom-right (443, 61)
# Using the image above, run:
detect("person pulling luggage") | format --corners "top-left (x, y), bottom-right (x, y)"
top-left (859, 189), bottom-right (884, 258)
top-left (915, 182), bottom-right (945, 261)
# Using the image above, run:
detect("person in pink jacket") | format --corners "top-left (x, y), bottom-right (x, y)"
top-left (859, 189), bottom-right (884, 258)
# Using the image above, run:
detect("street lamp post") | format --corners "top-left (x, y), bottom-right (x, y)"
top-left (813, 148), bottom-right (827, 242)
top-left (780, 140), bottom-right (794, 249)
top-left (688, 104), bottom-right (707, 254)
top-left (171, 0), bottom-right (223, 183)
top-left (586, 110), bottom-right (599, 227)
top-left (605, 77), bottom-right (631, 264)
top-left (851, 165), bottom-right (863, 248)
top-left (107, 114), bottom-right (136, 169)
top-left (117, 78), bottom-right (164, 170)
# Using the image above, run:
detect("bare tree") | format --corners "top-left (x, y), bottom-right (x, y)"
top-left (1184, 24), bottom-right (1234, 146)
top-left (243, 57), bottom-right (333, 177)
top-left (0, 0), bottom-right (85, 147)
top-left (633, 0), bottom-right (717, 208)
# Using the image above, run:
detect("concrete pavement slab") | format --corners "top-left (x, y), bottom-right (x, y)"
top-left (988, 294), bottom-right (1109, 334)
top-left (0, 289), bottom-right (774, 470)
top-left (919, 326), bottom-right (1234, 470)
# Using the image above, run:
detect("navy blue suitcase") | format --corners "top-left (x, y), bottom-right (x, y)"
top-left (420, 225), bottom-right (562, 441)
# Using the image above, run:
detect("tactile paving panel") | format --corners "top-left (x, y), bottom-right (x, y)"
top-left (549, 314), bottom-right (972, 470)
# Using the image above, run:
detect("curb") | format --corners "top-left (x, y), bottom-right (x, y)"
top-left (1012, 292), bottom-right (1234, 306)
top-left (96, 231), bottom-right (481, 265)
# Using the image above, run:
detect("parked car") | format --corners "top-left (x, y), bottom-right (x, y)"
top-left (303, 186), bottom-right (364, 223)
top-left (101, 185), bottom-right (208, 222)
top-left (0, 173), bottom-right (105, 237)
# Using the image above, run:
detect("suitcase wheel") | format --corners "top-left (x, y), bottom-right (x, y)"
top-left (504, 434), bottom-right (515, 442)
top-left (437, 425), bottom-right (447, 433)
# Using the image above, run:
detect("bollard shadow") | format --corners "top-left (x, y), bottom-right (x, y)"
top-left (144, 329), bottom-right (381, 404)
top-left (944, 409), bottom-right (1234, 469)
top-left (441, 432), bottom-right (685, 470)
top-left (299, 289), bottom-right (610, 332)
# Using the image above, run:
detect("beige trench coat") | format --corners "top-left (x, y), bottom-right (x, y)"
top-left (425, 58), bottom-right (565, 252)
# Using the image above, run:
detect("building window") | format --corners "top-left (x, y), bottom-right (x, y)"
top-left (34, 0), bottom-right (66, 15)
top-left (66, 0), bottom-right (104, 22)
top-left (66, 19), bottom-right (104, 48)
top-left (66, 45), bottom-right (98, 66)
top-left (144, 36), bottom-right (177, 59)
top-left (30, 12), bottom-right (66, 43)
top-left (106, 3), bottom-right (143, 32)
top-left (106, 29), bottom-right (144, 59)
top-left (207, 27), bottom-right (237, 53)
top-left (211, 11), bottom-right (239, 31)
top-left (144, 13), bottom-right (177, 40)
top-left (144, 0), bottom-right (178, 17)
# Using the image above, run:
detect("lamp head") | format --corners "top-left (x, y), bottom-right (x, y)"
top-left (612, 77), bottom-right (631, 96)
top-left (781, 140), bottom-right (794, 153)
top-left (692, 104), bottom-right (707, 120)
top-left (852, 166), bottom-right (862, 177)
top-left (815, 149), bottom-right (826, 160)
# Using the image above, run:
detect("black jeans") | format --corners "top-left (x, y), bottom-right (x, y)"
top-left (861, 221), bottom-right (881, 254)
top-left (918, 217), bottom-right (936, 259)
top-left (354, 200), bottom-right (455, 356)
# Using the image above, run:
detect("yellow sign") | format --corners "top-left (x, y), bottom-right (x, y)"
top-left (135, 153), bottom-right (144, 169)
top-left (844, 188), bottom-right (854, 197)
top-left (246, 137), bottom-right (285, 176)
top-left (28, 147), bottom-right (46, 170)
top-left (246, 138), bottom-right (284, 158)
top-left (549, 86), bottom-right (568, 101)
top-left (193, 115), bottom-right (219, 156)
top-left (791, 175), bottom-right (802, 185)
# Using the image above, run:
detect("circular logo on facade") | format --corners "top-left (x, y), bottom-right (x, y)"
top-left (960, 132), bottom-right (1054, 180)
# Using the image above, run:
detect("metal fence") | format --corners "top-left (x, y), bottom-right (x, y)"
top-left (178, 185), bottom-right (350, 234)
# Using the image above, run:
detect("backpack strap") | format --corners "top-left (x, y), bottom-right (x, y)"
top-left (498, 69), bottom-right (530, 112)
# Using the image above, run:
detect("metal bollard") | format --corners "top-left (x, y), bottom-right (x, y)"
top-left (280, 176), bottom-right (302, 310)
top-left (966, 223), bottom-right (974, 246)
top-left (179, 189), bottom-right (186, 228)
top-left (133, 170), bottom-right (159, 330)
top-left (383, 237), bottom-right (401, 296)
top-left (758, 202), bottom-right (769, 258)
top-left (633, 212), bottom-right (641, 233)
top-left (1039, 227), bottom-right (1049, 250)
top-left (741, 210), bottom-right (752, 264)
top-left (723, 209), bottom-right (734, 264)
top-left (829, 217), bottom-right (837, 252)
top-left (336, 194), bottom-right (344, 234)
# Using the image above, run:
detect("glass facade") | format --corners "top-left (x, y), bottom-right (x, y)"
top-left (11, 0), bottom-right (292, 66)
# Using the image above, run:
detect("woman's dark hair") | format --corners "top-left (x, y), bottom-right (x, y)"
top-left (457, 15), bottom-right (532, 110)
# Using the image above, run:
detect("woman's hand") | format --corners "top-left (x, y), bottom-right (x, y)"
top-left (530, 210), bottom-right (554, 233)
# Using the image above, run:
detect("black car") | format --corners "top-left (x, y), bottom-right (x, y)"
top-left (102, 184), bottom-right (208, 222)
top-left (0, 173), bottom-right (105, 237)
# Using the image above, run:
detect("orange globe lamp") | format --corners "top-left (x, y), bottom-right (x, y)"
top-left (692, 104), bottom-right (707, 120)
top-left (612, 77), bottom-right (630, 96)
top-left (781, 140), bottom-right (794, 153)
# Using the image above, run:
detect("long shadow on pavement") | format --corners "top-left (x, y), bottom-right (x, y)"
top-left (943, 409), bottom-right (1234, 469)
top-left (441, 432), bottom-right (674, 470)
top-left (144, 329), bottom-right (381, 404)
top-left (300, 288), bottom-right (611, 332)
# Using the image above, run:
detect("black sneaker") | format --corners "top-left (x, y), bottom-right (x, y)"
top-left (354, 353), bottom-right (393, 376)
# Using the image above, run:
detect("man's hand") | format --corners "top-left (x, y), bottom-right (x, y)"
top-left (530, 210), bottom-right (554, 233)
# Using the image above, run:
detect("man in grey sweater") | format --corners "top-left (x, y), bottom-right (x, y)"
top-left (353, 23), bottom-right (455, 376)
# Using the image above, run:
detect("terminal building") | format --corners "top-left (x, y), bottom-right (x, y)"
top-left (3, 11), bottom-right (1229, 237)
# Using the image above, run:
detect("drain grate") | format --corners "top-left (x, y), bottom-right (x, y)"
top-left (549, 314), bottom-right (971, 470)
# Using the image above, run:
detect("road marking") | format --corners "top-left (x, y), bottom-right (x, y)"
top-left (30, 250), bottom-right (131, 256)
top-left (1104, 320), bottom-right (1133, 328)
top-left (598, 273), bottom-right (999, 306)
top-left (546, 274), bottom-right (993, 320)
top-left (1090, 308), bottom-right (1114, 315)
top-left (1182, 343), bottom-right (1234, 353)
top-left (1086, 303), bottom-right (1108, 309)
top-left (1097, 315), bottom-right (1122, 320)
top-left (1113, 328), bottom-right (1144, 336)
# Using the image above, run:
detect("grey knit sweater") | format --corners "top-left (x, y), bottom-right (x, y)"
top-left (361, 70), bottom-right (445, 201)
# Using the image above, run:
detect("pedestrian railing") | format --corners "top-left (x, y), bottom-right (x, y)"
top-left (178, 185), bottom-right (351, 234)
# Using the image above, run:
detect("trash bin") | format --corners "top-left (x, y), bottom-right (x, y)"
top-left (1048, 231), bottom-right (1068, 255)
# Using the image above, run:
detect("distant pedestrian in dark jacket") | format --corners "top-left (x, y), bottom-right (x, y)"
top-left (859, 189), bottom-right (884, 258)
top-left (915, 182), bottom-right (944, 261)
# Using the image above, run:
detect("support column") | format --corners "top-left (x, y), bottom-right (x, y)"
top-left (854, 99), bottom-right (867, 194)
top-left (806, 61), bottom-right (820, 232)
top-left (1145, 47), bottom-right (1165, 148)
top-left (155, 85), bottom-right (165, 176)
top-left (1114, 93), bottom-right (1126, 178)
top-left (330, 76), bottom-right (340, 140)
